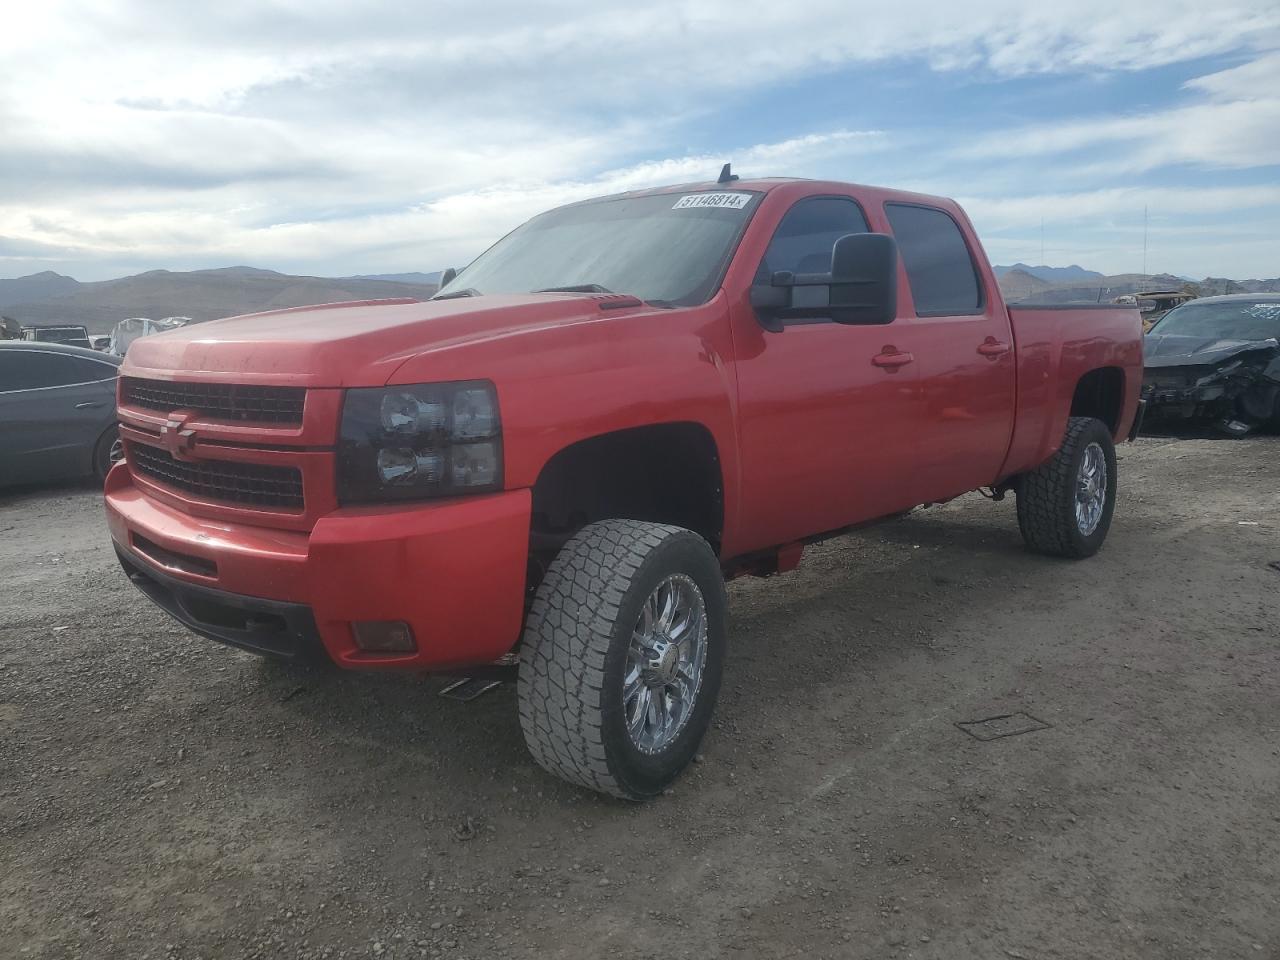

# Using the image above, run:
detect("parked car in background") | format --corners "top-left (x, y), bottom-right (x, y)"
top-left (108, 316), bottom-right (189, 356)
top-left (1115, 290), bottom-right (1195, 332)
top-left (1142, 294), bottom-right (1280, 436)
top-left (21, 324), bottom-right (94, 350)
top-left (0, 341), bottom-right (122, 486)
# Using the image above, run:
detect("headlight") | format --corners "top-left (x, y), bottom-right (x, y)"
top-left (337, 380), bottom-right (502, 502)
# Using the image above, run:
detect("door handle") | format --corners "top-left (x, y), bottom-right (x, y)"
top-left (75, 401), bottom-right (107, 409)
top-left (977, 338), bottom-right (1011, 358)
top-left (872, 349), bottom-right (914, 369)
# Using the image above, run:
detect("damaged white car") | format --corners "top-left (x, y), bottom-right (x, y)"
top-left (1143, 294), bottom-right (1280, 437)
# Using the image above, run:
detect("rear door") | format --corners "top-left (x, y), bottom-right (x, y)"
top-left (0, 351), bottom-right (118, 484)
top-left (730, 194), bottom-right (923, 552)
top-left (883, 203), bottom-right (1015, 502)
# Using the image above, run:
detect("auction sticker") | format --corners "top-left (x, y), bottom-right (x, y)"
top-left (672, 193), bottom-right (752, 210)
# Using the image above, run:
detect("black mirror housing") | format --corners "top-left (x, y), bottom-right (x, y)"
top-left (828, 233), bottom-right (898, 325)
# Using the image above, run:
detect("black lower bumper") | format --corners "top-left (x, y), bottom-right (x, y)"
top-left (115, 546), bottom-right (328, 663)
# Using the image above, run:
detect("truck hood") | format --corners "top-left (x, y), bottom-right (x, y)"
top-left (121, 294), bottom-right (643, 386)
top-left (1142, 333), bottom-right (1280, 369)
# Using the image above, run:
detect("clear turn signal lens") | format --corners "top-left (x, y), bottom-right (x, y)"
top-left (450, 441), bottom-right (499, 487)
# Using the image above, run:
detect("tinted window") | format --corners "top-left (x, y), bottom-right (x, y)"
top-left (756, 197), bottom-right (869, 280)
top-left (885, 204), bottom-right (982, 315)
top-left (0, 351), bottom-right (116, 391)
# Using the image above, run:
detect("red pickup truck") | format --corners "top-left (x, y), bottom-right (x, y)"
top-left (105, 175), bottom-right (1143, 799)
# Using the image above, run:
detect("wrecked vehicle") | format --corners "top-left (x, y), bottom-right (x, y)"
top-left (1142, 294), bottom-right (1280, 436)
top-left (105, 174), bottom-right (1143, 800)
top-left (108, 316), bottom-right (189, 356)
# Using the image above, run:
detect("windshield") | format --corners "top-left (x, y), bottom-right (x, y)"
top-left (1151, 301), bottom-right (1280, 340)
top-left (435, 190), bottom-right (761, 306)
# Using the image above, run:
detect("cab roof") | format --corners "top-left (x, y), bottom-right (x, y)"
top-left (567, 176), bottom-right (961, 212)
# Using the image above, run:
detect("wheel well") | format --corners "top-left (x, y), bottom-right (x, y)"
top-left (529, 423), bottom-right (724, 555)
top-left (1070, 367), bottom-right (1124, 435)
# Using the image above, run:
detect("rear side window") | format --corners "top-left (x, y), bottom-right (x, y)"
top-left (0, 351), bottom-right (116, 391)
top-left (756, 197), bottom-right (869, 280)
top-left (885, 204), bottom-right (982, 315)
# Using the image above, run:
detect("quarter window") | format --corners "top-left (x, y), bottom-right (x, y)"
top-left (885, 204), bottom-right (982, 315)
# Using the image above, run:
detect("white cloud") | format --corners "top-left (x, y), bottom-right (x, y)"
top-left (1, 0), bottom-right (1278, 279)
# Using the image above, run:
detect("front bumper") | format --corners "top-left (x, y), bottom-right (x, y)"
top-left (105, 465), bottom-right (532, 670)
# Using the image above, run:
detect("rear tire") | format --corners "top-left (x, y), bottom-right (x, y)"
top-left (1016, 417), bottom-right (1117, 559)
top-left (517, 519), bottom-right (726, 800)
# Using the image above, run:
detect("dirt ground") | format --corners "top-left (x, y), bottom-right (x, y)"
top-left (1, 434), bottom-right (1277, 960)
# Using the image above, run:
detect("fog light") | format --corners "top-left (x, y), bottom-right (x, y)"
top-left (352, 620), bottom-right (417, 652)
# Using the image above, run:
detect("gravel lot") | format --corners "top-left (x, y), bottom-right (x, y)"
top-left (2, 435), bottom-right (1278, 960)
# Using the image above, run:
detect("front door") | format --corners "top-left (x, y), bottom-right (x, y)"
top-left (730, 194), bottom-right (924, 555)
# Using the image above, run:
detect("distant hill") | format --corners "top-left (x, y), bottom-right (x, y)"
top-left (992, 263), bottom-right (1104, 284)
top-left (1002, 272), bottom-right (1192, 304)
top-left (996, 268), bottom-right (1053, 302)
top-left (0, 271), bottom-right (83, 309)
top-left (2, 266), bottom-right (439, 332)
top-left (1194, 277), bottom-right (1280, 296)
top-left (349, 271), bottom-right (443, 285)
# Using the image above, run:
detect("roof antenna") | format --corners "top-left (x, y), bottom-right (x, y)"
top-left (717, 162), bottom-right (738, 184)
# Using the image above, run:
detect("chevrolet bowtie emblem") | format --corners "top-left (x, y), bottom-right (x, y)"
top-left (159, 412), bottom-right (198, 460)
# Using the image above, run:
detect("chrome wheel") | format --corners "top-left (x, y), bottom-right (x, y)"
top-left (624, 573), bottom-right (707, 754)
top-left (1075, 441), bottom-right (1107, 536)
top-left (109, 438), bottom-right (125, 464)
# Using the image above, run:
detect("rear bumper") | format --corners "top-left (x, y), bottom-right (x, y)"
top-left (105, 465), bottom-right (531, 670)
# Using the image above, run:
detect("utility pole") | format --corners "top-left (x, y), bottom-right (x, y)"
top-left (1142, 205), bottom-right (1148, 286)
top-left (1040, 217), bottom-right (1044, 266)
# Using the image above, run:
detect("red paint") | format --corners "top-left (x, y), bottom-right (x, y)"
top-left (106, 178), bottom-right (1142, 671)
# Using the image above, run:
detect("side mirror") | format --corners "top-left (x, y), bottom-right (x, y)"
top-left (828, 233), bottom-right (897, 325)
top-left (439, 267), bottom-right (458, 287)
top-left (749, 233), bottom-right (898, 330)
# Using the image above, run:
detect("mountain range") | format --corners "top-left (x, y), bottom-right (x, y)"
top-left (0, 267), bottom-right (440, 333)
top-left (991, 263), bottom-right (1105, 284)
top-left (997, 269), bottom-right (1280, 304)
top-left (2, 263), bottom-right (1277, 332)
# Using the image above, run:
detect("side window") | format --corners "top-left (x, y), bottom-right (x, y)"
top-left (885, 204), bottom-right (982, 315)
top-left (0, 353), bottom-right (39, 390)
top-left (756, 197), bottom-right (869, 281)
top-left (0, 352), bottom-right (115, 391)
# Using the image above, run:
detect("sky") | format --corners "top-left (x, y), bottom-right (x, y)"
top-left (1, 0), bottom-right (1278, 283)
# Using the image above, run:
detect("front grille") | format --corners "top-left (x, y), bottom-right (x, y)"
top-left (130, 444), bottom-right (304, 510)
top-left (121, 378), bottom-right (305, 425)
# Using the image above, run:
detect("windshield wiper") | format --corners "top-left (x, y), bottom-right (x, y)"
top-left (532, 283), bottom-right (614, 294)
top-left (431, 287), bottom-right (481, 301)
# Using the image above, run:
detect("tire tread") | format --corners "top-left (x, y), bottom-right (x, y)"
top-left (517, 519), bottom-right (691, 798)
top-left (1016, 416), bottom-right (1111, 559)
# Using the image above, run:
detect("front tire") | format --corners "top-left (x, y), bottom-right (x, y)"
top-left (517, 520), bottom-right (726, 800)
top-left (1016, 417), bottom-right (1117, 559)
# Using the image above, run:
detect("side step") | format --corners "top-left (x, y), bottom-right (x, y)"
top-left (439, 677), bottom-right (504, 703)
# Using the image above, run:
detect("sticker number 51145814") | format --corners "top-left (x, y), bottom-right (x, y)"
top-left (672, 193), bottom-right (752, 210)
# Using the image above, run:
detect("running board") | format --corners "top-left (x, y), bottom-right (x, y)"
top-left (438, 677), bottom-right (504, 702)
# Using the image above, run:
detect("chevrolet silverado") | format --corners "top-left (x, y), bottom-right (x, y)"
top-left (104, 174), bottom-right (1143, 799)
